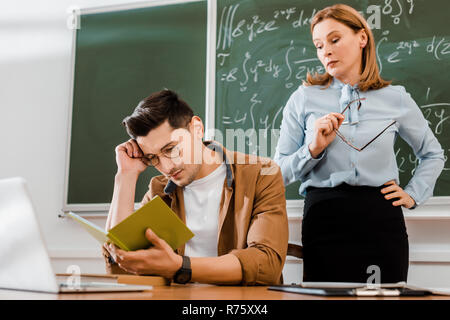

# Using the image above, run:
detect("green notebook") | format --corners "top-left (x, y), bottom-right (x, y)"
top-left (67, 196), bottom-right (194, 251)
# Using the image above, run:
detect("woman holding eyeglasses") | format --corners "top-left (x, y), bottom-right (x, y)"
top-left (274, 4), bottom-right (445, 283)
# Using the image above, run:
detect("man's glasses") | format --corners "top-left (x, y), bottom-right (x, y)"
top-left (335, 98), bottom-right (397, 152)
top-left (139, 144), bottom-right (181, 167)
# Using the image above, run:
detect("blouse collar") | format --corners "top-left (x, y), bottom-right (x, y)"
top-left (330, 77), bottom-right (359, 91)
top-left (331, 77), bottom-right (361, 124)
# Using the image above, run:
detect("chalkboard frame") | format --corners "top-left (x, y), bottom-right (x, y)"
top-left (62, 0), bottom-right (211, 212)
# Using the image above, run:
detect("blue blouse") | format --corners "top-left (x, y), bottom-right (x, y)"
top-left (274, 78), bottom-right (445, 207)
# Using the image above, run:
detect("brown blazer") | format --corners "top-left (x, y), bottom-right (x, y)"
top-left (103, 141), bottom-right (289, 285)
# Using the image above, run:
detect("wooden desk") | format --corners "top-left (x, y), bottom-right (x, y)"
top-left (1, 284), bottom-right (449, 300)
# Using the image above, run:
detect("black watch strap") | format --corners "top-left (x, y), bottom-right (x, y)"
top-left (173, 255), bottom-right (192, 284)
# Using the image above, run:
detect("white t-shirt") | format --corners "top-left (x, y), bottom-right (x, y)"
top-left (183, 162), bottom-right (227, 257)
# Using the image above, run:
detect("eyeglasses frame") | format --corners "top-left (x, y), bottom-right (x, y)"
top-left (334, 98), bottom-right (397, 152)
top-left (139, 143), bottom-right (181, 167)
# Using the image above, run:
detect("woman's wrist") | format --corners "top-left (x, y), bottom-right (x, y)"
top-left (308, 143), bottom-right (323, 159)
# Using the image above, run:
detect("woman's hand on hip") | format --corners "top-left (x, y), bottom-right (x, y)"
top-left (309, 113), bottom-right (345, 158)
top-left (381, 180), bottom-right (416, 208)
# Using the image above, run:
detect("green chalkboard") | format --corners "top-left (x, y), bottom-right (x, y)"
top-left (67, 1), bottom-right (207, 206)
top-left (215, 0), bottom-right (450, 200)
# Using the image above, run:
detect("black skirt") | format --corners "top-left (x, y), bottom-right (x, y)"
top-left (302, 183), bottom-right (409, 283)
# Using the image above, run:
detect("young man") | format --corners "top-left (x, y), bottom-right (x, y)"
top-left (103, 89), bottom-right (288, 285)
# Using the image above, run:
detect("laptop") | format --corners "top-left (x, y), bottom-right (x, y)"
top-left (0, 177), bottom-right (153, 293)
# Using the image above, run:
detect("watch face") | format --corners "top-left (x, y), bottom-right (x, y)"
top-left (176, 272), bottom-right (190, 284)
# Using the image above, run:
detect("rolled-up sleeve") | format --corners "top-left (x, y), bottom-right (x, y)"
top-left (398, 88), bottom-right (445, 207)
top-left (230, 161), bottom-right (289, 285)
top-left (274, 87), bottom-right (325, 186)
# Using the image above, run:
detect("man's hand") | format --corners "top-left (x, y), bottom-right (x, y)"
top-left (381, 180), bottom-right (416, 209)
top-left (104, 228), bottom-right (183, 278)
top-left (115, 139), bottom-right (148, 175)
top-left (106, 139), bottom-right (148, 230)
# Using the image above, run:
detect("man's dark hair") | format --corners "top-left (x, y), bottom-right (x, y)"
top-left (122, 89), bottom-right (194, 139)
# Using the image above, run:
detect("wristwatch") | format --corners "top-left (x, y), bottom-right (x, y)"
top-left (173, 255), bottom-right (191, 284)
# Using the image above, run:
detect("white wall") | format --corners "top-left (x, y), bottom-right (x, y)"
top-left (0, 0), bottom-right (146, 271)
top-left (1, 0), bottom-right (449, 288)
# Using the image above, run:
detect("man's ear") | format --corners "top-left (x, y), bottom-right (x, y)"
top-left (189, 116), bottom-right (204, 139)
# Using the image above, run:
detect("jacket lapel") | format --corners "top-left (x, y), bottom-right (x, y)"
top-left (217, 180), bottom-right (233, 255)
top-left (165, 180), bottom-right (187, 256)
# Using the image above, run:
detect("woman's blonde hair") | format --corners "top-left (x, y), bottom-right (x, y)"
top-left (305, 4), bottom-right (391, 91)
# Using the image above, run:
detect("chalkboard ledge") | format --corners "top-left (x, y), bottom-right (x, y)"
top-left (286, 197), bottom-right (450, 221)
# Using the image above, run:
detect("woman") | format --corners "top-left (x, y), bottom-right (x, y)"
top-left (274, 4), bottom-right (445, 283)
